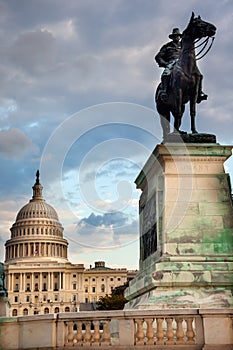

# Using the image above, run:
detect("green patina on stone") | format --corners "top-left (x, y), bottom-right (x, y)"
top-left (125, 144), bottom-right (233, 309)
top-left (203, 229), bottom-right (233, 254)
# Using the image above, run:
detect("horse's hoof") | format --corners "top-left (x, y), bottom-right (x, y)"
top-left (192, 130), bottom-right (198, 134)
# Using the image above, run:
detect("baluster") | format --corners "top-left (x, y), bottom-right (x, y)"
top-left (186, 317), bottom-right (195, 344)
top-left (102, 320), bottom-right (111, 346)
top-left (165, 318), bottom-right (175, 344)
top-left (135, 318), bottom-right (144, 345)
top-left (76, 321), bottom-right (83, 345)
top-left (84, 321), bottom-right (92, 346)
top-left (93, 320), bottom-right (101, 346)
top-left (175, 317), bottom-right (185, 344)
top-left (73, 322), bottom-right (78, 345)
top-left (145, 318), bottom-right (154, 345)
top-left (66, 321), bottom-right (74, 346)
top-left (156, 318), bottom-right (164, 345)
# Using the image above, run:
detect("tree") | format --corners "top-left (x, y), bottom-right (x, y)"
top-left (96, 282), bottom-right (128, 310)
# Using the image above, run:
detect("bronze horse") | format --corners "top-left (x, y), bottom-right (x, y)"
top-left (155, 13), bottom-right (216, 140)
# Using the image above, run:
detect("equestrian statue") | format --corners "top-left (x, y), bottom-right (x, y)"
top-left (155, 12), bottom-right (216, 142)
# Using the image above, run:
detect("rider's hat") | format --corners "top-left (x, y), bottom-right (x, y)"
top-left (169, 28), bottom-right (182, 39)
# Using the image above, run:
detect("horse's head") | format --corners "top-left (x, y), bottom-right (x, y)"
top-left (183, 12), bottom-right (216, 40)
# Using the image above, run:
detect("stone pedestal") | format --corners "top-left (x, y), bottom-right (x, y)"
top-left (0, 296), bottom-right (9, 317)
top-left (125, 143), bottom-right (233, 309)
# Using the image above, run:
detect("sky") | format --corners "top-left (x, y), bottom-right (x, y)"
top-left (0, 0), bottom-right (233, 269)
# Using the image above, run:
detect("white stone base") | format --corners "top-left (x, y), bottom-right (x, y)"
top-left (0, 296), bottom-right (10, 317)
top-left (125, 286), bottom-right (233, 310)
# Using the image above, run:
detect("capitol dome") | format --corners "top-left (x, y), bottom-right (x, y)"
top-left (5, 171), bottom-right (68, 263)
top-left (16, 199), bottom-right (59, 222)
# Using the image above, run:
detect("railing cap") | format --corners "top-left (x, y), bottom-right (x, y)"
top-left (198, 308), bottom-right (233, 316)
top-left (57, 308), bottom-right (200, 321)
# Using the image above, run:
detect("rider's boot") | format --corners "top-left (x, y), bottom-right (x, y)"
top-left (160, 75), bottom-right (169, 102)
top-left (197, 91), bottom-right (208, 104)
top-left (197, 75), bottom-right (208, 103)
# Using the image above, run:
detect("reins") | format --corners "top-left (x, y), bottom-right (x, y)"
top-left (195, 36), bottom-right (215, 60)
top-left (181, 36), bottom-right (215, 60)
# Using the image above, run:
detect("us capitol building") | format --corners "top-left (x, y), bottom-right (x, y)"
top-left (4, 172), bottom-right (136, 316)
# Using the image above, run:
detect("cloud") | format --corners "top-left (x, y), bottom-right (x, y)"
top-left (64, 212), bottom-right (139, 256)
top-left (0, 128), bottom-right (39, 158)
top-left (67, 211), bottom-right (139, 252)
top-left (78, 211), bottom-right (129, 229)
top-left (8, 29), bottom-right (56, 75)
top-left (42, 19), bottom-right (77, 40)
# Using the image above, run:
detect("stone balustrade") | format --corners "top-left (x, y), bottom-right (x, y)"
top-left (63, 313), bottom-right (197, 346)
top-left (0, 308), bottom-right (232, 349)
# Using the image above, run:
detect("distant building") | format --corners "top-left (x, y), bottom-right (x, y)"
top-left (4, 173), bottom-right (137, 316)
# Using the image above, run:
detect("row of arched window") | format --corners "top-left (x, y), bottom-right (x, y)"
top-left (11, 226), bottom-right (62, 238)
top-left (17, 211), bottom-right (57, 219)
top-left (12, 306), bottom-right (70, 316)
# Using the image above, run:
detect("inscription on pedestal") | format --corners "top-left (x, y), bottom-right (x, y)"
top-left (141, 195), bottom-right (157, 260)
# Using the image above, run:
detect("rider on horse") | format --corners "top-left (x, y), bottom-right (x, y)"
top-left (155, 27), bottom-right (207, 104)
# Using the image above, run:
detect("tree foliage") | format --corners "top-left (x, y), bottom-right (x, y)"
top-left (96, 282), bottom-right (128, 310)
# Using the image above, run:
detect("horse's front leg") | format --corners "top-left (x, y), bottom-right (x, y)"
top-left (174, 89), bottom-right (182, 132)
top-left (190, 97), bottom-right (198, 133)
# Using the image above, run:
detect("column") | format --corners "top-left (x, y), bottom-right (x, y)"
top-left (22, 273), bottom-right (25, 292)
top-left (31, 273), bottom-right (34, 291)
top-left (39, 273), bottom-right (42, 291)
top-left (67, 273), bottom-right (70, 291)
top-left (59, 272), bottom-right (63, 290)
top-left (48, 243), bottom-right (52, 256)
top-left (20, 273), bottom-right (23, 292)
top-left (48, 272), bottom-right (51, 290)
top-left (19, 244), bottom-right (22, 257)
top-left (11, 273), bottom-right (14, 292)
top-left (12, 273), bottom-right (15, 292)
top-left (51, 272), bottom-right (54, 291)
top-left (8, 273), bottom-right (11, 291)
top-left (63, 272), bottom-right (66, 291)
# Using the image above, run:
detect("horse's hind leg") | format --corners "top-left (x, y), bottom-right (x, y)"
top-left (190, 98), bottom-right (198, 133)
top-left (173, 90), bottom-right (183, 133)
top-left (174, 117), bottom-right (181, 133)
top-left (191, 115), bottom-right (197, 133)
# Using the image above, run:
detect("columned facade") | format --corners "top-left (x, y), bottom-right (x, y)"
top-left (4, 172), bottom-right (134, 316)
